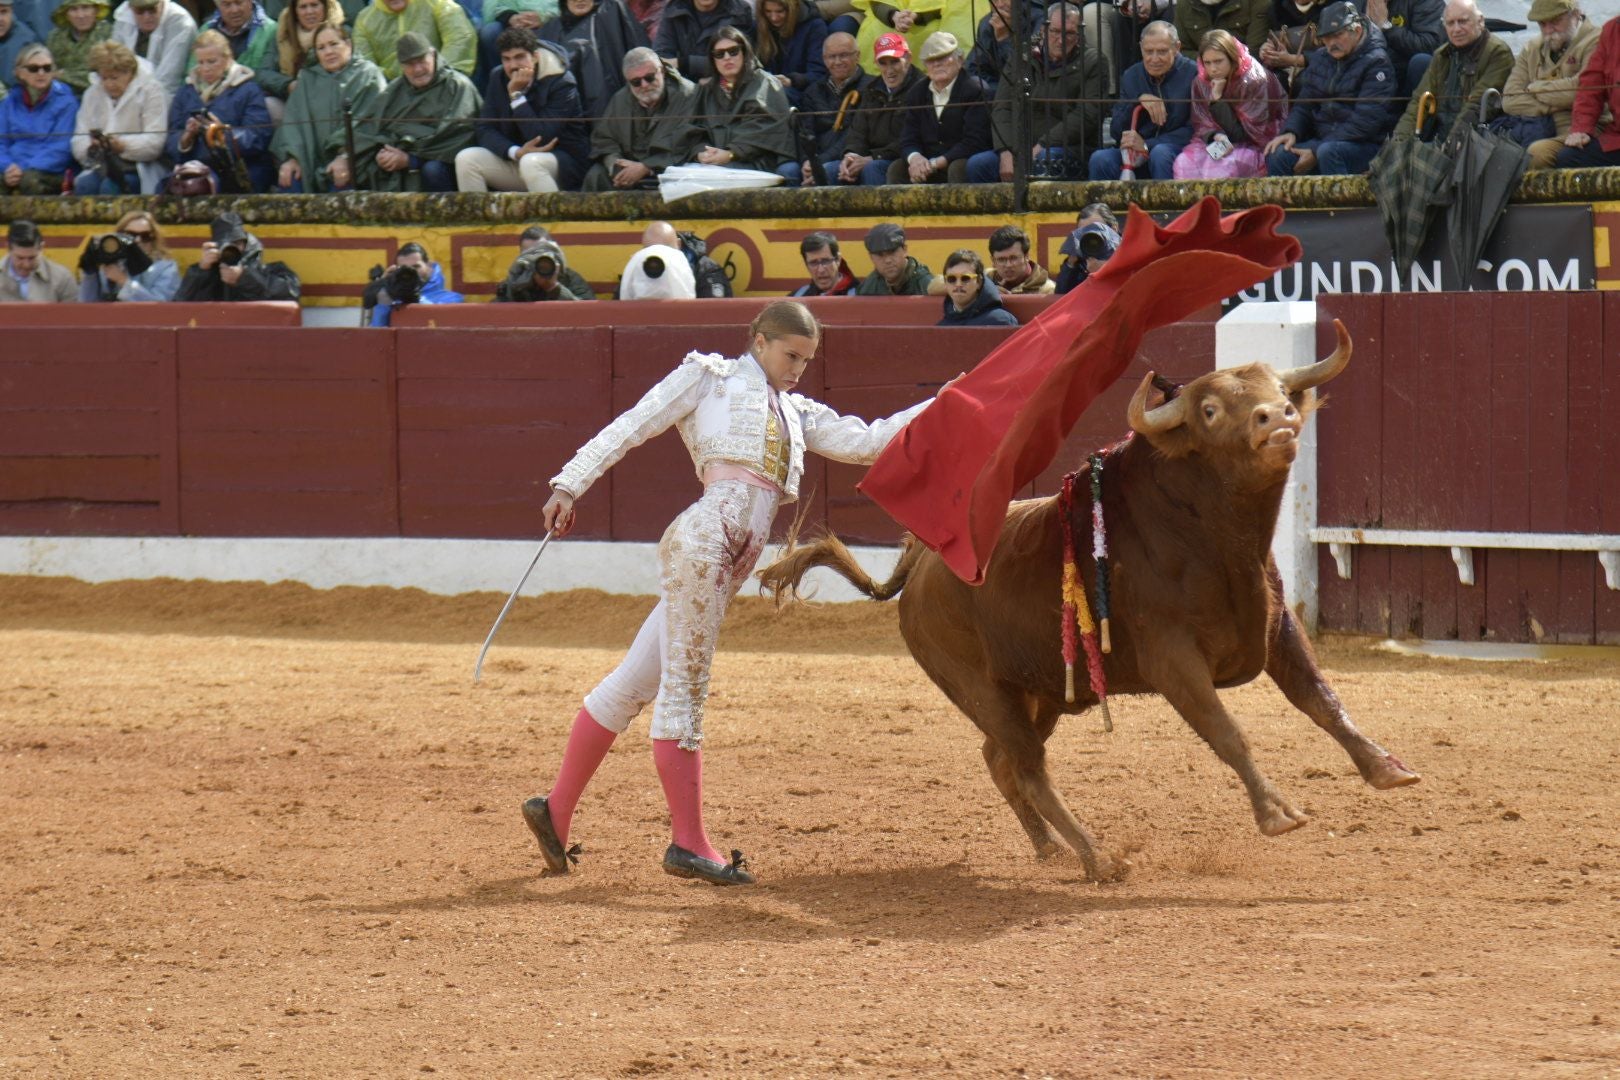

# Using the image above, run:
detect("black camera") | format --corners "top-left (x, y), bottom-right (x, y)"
top-left (219, 243), bottom-right (246, 267)
top-left (1076, 222), bottom-right (1121, 262)
top-left (383, 263), bottom-right (423, 306)
top-left (78, 231), bottom-right (152, 277)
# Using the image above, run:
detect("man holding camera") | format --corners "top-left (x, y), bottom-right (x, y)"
top-left (176, 211), bottom-right (301, 303)
top-left (494, 237), bottom-right (588, 302)
top-left (366, 241), bottom-right (463, 325)
top-left (1, 220), bottom-right (78, 304)
top-left (1053, 203), bottom-right (1121, 294)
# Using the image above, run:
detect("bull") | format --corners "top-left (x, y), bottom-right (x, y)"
top-left (759, 321), bottom-right (1419, 881)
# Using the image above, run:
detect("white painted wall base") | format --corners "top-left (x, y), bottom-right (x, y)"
top-left (1214, 300), bottom-right (1321, 631)
top-left (0, 536), bottom-right (903, 603)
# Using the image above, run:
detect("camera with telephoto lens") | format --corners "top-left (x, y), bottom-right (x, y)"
top-left (382, 263), bottom-right (424, 306)
top-left (1076, 222), bottom-right (1120, 262)
top-left (218, 243), bottom-right (246, 267)
top-left (79, 232), bottom-right (153, 277)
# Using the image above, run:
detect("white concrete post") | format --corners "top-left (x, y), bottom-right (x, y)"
top-left (1214, 301), bottom-right (1320, 632)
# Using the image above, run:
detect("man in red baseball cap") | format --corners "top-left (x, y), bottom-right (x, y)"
top-left (829, 31), bottom-right (924, 184)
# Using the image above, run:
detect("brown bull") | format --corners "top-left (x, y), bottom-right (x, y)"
top-left (759, 321), bottom-right (1419, 881)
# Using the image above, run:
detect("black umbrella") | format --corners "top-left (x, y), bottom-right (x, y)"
top-left (1444, 96), bottom-right (1531, 283)
top-left (1369, 93), bottom-right (1455, 279)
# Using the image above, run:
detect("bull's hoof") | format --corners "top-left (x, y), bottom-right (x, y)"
top-left (1257, 804), bottom-right (1309, 837)
top-left (1365, 753), bottom-right (1422, 790)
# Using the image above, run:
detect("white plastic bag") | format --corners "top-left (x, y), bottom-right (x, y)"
top-left (657, 163), bottom-right (785, 202)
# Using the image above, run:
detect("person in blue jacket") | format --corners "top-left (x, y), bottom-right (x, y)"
top-left (1263, 0), bottom-right (1400, 177)
top-left (454, 26), bottom-right (589, 190)
top-left (755, 0), bottom-right (824, 104)
top-left (0, 0), bottom-right (43, 93)
top-left (0, 43), bottom-right (77, 194)
top-left (937, 249), bottom-right (1020, 327)
top-left (1088, 20), bottom-right (1194, 180)
top-left (366, 241), bottom-right (464, 325)
top-left (164, 29), bottom-right (276, 191)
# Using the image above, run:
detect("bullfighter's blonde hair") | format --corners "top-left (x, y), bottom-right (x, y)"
top-left (749, 300), bottom-right (821, 351)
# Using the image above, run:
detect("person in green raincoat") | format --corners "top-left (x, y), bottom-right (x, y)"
top-left (46, 0), bottom-right (111, 93)
top-left (271, 21), bottom-right (386, 190)
top-left (691, 24), bottom-right (795, 171)
top-left (344, 30), bottom-right (477, 190)
top-left (352, 0), bottom-right (476, 79)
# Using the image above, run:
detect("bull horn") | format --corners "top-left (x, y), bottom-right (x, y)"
top-left (1127, 371), bottom-right (1188, 436)
top-left (1280, 319), bottom-right (1352, 393)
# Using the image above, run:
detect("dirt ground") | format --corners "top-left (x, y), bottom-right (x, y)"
top-left (1, 575), bottom-right (1617, 1078)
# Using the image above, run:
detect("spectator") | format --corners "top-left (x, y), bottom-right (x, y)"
top-left (198, 0), bottom-right (279, 101)
top-left (791, 31), bottom-right (866, 184)
top-left (969, 2), bottom-right (1105, 182)
top-left (366, 241), bottom-right (462, 324)
top-left (937, 248), bottom-right (1018, 326)
top-left (111, 0), bottom-right (195, 96)
top-left (0, 0), bottom-right (41, 95)
top-left (1173, 0), bottom-right (1269, 60)
top-left (0, 44), bottom-right (77, 194)
top-left (1366, 0), bottom-right (1443, 93)
top-left (856, 221), bottom-right (931, 294)
top-left (1053, 201), bottom-right (1117, 293)
top-left (1258, 0), bottom-right (1333, 95)
top-left (617, 241), bottom-right (695, 298)
top-left (76, 210), bottom-right (179, 301)
top-left (693, 24), bottom-right (795, 172)
top-left (1503, 0), bottom-right (1601, 170)
top-left (1, 219), bottom-right (77, 302)
top-left (495, 238), bottom-right (592, 300)
top-left (625, 0), bottom-right (666, 41)
top-left (165, 30), bottom-right (275, 193)
top-left (1391, 0), bottom-right (1508, 145)
top-left (756, 0), bottom-right (826, 103)
top-left (654, 0), bottom-right (754, 80)
top-left (354, 0), bottom-right (477, 80)
top-left (456, 27), bottom-right (589, 192)
top-left (12, 0), bottom-right (49, 43)
top-left (830, 30), bottom-right (919, 184)
top-left (46, 0), bottom-right (111, 95)
top-left (850, 0), bottom-right (977, 80)
top-left (177, 212), bottom-right (301, 302)
top-left (1263, 1), bottom-right (1397, 176)
top-left (1173, 28), bottom-right (1287, 178)
top-left (985, 224), bottom-right (1055, 294)
top-left (1555, 11), bottom-right (1620, 169)
top-left (479, 0), bottom-right (556, 86)
top-left (1083, 0), bottom-right (1171, 95)
top-left (540, 0), bottom-right (649, 122)
top-left (508, 224), bottom-right (598, 297)
top-left (641, 219), bottom-right (732, 296)
top-left (889, 30), bottom-right (990, 184)
top-left (264, 0), bottom-right (346, 108)
top-left (584, 47), bottom-right (702, 190)
top-left (71, 40), bottom-right (169, 194)
top-left (966, 0), bottom-right (1035, 94)
top-left (272, 22), bottom-right (386, 191)
top-left (790, 230), bottom-right (858, 295)
top-left (1088, 20), bottom-right (1195, 179)
top-left (345, 32), bottom-right (478, 190)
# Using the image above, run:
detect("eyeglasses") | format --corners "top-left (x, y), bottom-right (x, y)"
top-left (710, 45), bottom-right (743, 59)
top-left (124, 229), bottom-right (154, 239)
top-left (943, 274), bottom-right (978, 285)
top-left (22, 63), bottom-right (55, 73)
top-left (627, 71), bottom-right (660, 87)
top-left (805, 257), bottom-right (838, 269)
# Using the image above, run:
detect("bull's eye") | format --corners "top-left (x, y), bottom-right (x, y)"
top-left (1203, 405), bottom-right (1217, 421)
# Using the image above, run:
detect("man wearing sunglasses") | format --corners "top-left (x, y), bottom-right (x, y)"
top-left (585, 46), bottom-right (702, 190)
top-left (936, 248), bottom-right (1019, 327)
top-left (0, 44), bottom-right (77, 195)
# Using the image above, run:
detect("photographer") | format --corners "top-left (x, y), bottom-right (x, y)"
top-left (365, 241), bottom-right (462, 326)
top-left (77, 211), bottom-right (179, 302)
top-left (616, 241), bottom-right (696, 300)
top-left (1053, 218), bottom-right (1120, 295)
top-left (494, 238), bottom-right (588, 302)
top-left (177, 211), bottom-right (301, 303)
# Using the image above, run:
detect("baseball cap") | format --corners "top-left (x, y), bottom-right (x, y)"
top-left (873, 31), bottom-right (909, 61)
top-left (209, 211), bottom-right (248, 246)
top-left (1315, 1), bottom-right (1360, 36)
top-left (396, 31), bottom-right (433, 63)
top-left (864, 222), bottom-right (905, 254)
top-left (920, 31), bottom-right (959, 61)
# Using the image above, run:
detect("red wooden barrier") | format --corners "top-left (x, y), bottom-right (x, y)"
top-left (390, 294), bottom-right (1065, 329)
top-left (0, 302), bottom-right (301, 327)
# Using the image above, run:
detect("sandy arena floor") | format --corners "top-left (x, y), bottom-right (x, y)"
top-left (1, 575), bottom-right (1616, 1078)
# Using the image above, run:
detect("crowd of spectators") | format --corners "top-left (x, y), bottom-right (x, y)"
top-left (1, 0), bottom-right (1616, 196)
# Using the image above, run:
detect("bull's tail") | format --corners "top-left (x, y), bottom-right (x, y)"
top-left (757, 532), bottom-right (925, 605)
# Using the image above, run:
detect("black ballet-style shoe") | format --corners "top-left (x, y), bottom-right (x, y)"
top-left (521, 796), bottom-right (581, 876)
top-left (661, 844), bottom-right (756, 886)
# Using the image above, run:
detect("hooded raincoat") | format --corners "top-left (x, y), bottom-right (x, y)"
top-left (46, 0), bottom-right (113, 93)
top-left (352, 0), bottom-right (476, 79)
top-left (270, 52), bottom-right (386, 189)
top-left (1173, 39), bottom-right (1286, 179)
top-left (351, 58), bottom-right (478, 190)
top-left (693, 60), bottom-right (795, 170)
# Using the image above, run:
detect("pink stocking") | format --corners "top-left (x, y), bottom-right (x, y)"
top-left (652, 738), bottom-right (724, 864)
top-left (546, 708), bottom-right (617, 845)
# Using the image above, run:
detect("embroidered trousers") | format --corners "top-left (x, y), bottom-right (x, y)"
top-left (583, 480), bottom-right (777, 749)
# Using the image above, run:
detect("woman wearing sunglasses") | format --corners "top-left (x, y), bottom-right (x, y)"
top-left (692, 24), bottom-right (795, 171)
top-left (0, 44), bottom-right (77, 195)
top-left (935, 248), bottom-right (1019, 327)
top-left (652, 0), bottom-right (754, 79)
top-left (77, 210), bottom-right (180, 302)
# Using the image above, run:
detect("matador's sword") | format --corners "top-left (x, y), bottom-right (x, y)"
top-left (473, 530), bottom-right (554, 683)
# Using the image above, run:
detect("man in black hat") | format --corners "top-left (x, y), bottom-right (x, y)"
top-left (1264, 1), bottom-right (1401, 177)
top-left (176, 212), bottom-right (301, 302)
top-left (1, 220), bottom-right (79, 304)
top-left (856, 222), bottom-right (933, 295)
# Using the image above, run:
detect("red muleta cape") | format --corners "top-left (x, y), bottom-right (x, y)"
top-left (858, 197), bottom-right (1302, 585)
